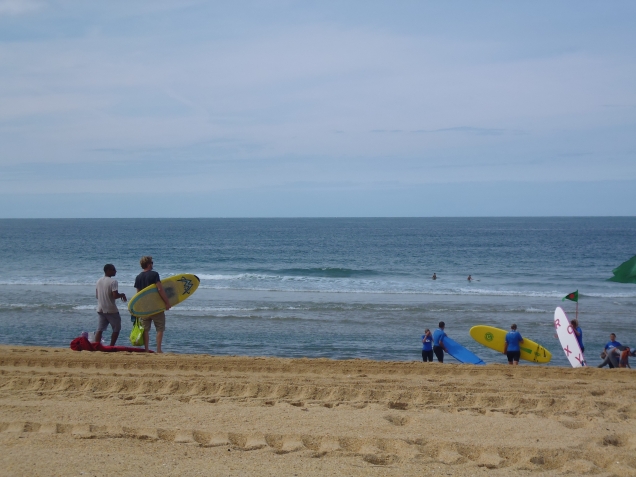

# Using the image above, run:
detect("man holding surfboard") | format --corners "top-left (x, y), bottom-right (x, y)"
top-left (134, 256), bottom-right (171, 353)
top-left (503, 324), bottom-right (524, 365)
top-left (432, 321), bottom-right (448, 363)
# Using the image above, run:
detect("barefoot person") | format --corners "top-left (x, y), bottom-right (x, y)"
top-left (598, 333), bottom-right (622, 368)
top-left (421, 329), bottom-right (434, 362)
top-left (432, 321), bottom-right (447, 363)
top-left (134, 256), bottom-right (171, 353)
top-left (504, 324), bottom-right (523, 365)
top-left (95, 264), bottom-right (127, 345)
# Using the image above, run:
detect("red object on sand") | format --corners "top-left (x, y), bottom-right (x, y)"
top-left (70, 336), bottom-right (152, 353)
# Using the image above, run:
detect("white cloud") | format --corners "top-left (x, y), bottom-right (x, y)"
top-left (0, 0), bottom-right (41, 15)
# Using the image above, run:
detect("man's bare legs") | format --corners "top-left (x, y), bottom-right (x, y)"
top-left (95, 329), bottom-right (120, 346)
top-left (143, 328), bottom-right (163, 353)
top-left (144, 328), bottom-right (150, 353)
top-left (109, 331), bottom-right (119, 346)
top-left (156, 331), bottom-right (163, 353)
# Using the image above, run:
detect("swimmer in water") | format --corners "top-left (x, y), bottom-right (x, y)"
top-left (432, 273), bottom-right (437, 280)
top-left (467, 275), bottom-right (472, 281)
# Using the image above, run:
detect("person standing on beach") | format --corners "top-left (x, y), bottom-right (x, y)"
top-left (421, 329), bottom-right (434, 362)
top-left (95, 264), bottom-right (127, 345)
top-left (503, 324), bottom-right (524, 365)
top-left (134, 256), bottom-right (171, 353)
top-left (570, 319), bottom-right (584, 353)
top-left (432, 321), bottom-right (447, 363)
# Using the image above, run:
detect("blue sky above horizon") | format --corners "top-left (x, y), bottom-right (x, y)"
top-left (0, 0), bottom-right (635, 217)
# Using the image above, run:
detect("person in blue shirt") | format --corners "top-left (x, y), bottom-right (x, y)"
top-left (604, 333), bottom-right (621, 351)
top-left (432, 321), bottom-right (447, 363)
top-left (421, 329), bottom-right (434, 362)
top-left (598, 333), bottom-right (622, 368)
top-left (570, 319), bottom-right (584, 353)
top-left (503, 324), bottom-right (524, 365)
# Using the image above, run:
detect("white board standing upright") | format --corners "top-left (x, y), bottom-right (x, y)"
top-left (554, 306), bottom-right (586, 367)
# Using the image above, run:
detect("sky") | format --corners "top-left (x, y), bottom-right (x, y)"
top-left (0, 0), bottom-right (635, 217)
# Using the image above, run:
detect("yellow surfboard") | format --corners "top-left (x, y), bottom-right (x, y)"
top-left (128, 273), bottom-right (200, 317)
top-left (469, 325), bottom-right (551, 363)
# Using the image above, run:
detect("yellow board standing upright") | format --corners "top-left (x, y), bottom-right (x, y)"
top-left (469, 325), bottom-right (551, 363)
top-left (128, 273), bottom-right (200, 317)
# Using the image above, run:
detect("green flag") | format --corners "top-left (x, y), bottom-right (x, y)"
top-left (562, 290), bottom-right (578, 302)
top-left (608, 255), bottom-right (636, 284)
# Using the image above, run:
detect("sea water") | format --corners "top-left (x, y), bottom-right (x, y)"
top-left (0, 218), bottom-right (635, 367)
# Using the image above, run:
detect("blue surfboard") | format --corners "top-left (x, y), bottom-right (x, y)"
top-left (444, 336), bottom-right (486, 365)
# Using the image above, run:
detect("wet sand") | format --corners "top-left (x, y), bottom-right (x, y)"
top-left (1, 345), bottom-right (635, 476)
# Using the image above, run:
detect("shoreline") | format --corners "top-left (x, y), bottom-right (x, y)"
top-left (1, 345), bottom-right (635, 476)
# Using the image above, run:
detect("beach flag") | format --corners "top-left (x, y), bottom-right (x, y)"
top-left (562, 290), bottom-right (578, 302)
top-left (608, 255), bottom-right (636, 284)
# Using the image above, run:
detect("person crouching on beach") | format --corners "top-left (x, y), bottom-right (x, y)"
top-left (598, 333), bottom-right (622, 368)
top-left (95, 264), bottom-right (127, 345)
top-left (134, 256), bottom-right (171, 353)
top-left (422, 329), bottom-right (434, 362)
top-left (504, 324), bottom-right (523, 365)
top-left (432, 322), bottom-right (447, 363)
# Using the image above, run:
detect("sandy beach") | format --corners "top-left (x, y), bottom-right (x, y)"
top-left (1, 346), bottom-right (635, 476)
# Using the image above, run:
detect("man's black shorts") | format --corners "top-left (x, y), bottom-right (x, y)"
top-left (433, 345), bottom-right (444, 363)
top-left (507, 350), bottom-right (521, 363)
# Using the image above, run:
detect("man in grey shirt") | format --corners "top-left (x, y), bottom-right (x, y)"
top-left (95, 264), bottom-right (127, 345)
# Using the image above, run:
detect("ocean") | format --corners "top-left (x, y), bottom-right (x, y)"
top-left (0, 218), bottom-right (635, 366)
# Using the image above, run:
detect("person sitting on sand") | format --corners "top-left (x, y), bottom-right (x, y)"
top-left (503, 324), bottom-right (524, 365)
top-left (421, 329), bottom-right (434, 362)
top-left (432, 321), bottom-right (447, 363)
top-left (95, 264), bottom-right (127, 346)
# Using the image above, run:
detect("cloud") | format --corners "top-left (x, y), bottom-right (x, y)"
top-left (0, 0), bottom-right (41, 15)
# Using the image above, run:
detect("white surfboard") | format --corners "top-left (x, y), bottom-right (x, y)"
top-left (554, 307), bottom-right (586, 367)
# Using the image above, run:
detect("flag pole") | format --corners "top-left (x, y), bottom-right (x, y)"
top-left (576, 300), bottom-right (578, 321)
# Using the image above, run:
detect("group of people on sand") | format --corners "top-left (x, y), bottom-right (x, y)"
top-left (422, 320), bottom-right (634, 368)
top-left (421, 321), bottom-right (526, 365)
top-left (95, 256), bottom-right (170, 353)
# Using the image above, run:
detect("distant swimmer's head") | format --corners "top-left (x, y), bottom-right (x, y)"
top-left (438, 321), bottom-right (445, 329)
top-left (140, 256), bottom-right (153, 269)
top-left (103, 264), bottom-right (116, 276)
top-left (511, 324), bottom-right (517, 330)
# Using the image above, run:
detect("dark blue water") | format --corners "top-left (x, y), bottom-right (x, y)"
top-left (1, 218), bottom-right (635, 366)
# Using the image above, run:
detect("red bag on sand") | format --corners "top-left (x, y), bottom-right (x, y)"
top-left (70, 336), bottom-right (151, 353)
